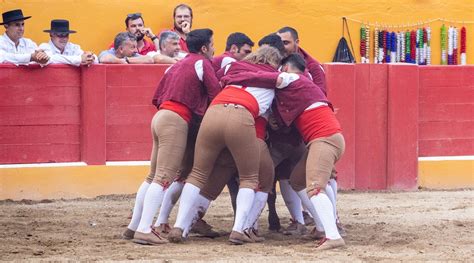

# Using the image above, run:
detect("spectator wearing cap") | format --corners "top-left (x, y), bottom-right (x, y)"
top-left (39, 19), bottom-right (96, 66)
top-left (0, 9), bottom-right (49, 65)
top-left (99, 32), bottom-right (153, 64)
top-left (147, 31), bottom-right (186, 64)
top-left (108, 13), bottom-right (158, 56)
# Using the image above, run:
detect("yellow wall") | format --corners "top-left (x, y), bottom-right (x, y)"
top-left (1, 160), bottom-right (472, 200)
top-left (2, 0), bottom-right (473, 64)
top-left (419, 159), bottom-right (474, 189)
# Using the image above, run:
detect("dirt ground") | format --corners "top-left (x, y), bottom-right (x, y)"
top-left (0, 190), bottom-right (473, 262)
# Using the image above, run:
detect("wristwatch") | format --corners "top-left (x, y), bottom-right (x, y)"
top-left (151, 36), bottom-right (158, 41)
top-left (125, 57), bottom-right (130, 64)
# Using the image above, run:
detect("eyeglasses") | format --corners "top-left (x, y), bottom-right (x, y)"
top-left (127, 13), bottom-right (142, 19)
top-left (54, 33), bottom-right (69, 38)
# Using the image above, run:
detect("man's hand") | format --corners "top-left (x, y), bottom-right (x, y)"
top-left (140, 28), bottom-right (156, 39)
top-left (181, 22), bottom-right (191, 34)
top-left (31, 50), bottom-right (50, 64)
top-left (81, 51), bottom-right (95, 66)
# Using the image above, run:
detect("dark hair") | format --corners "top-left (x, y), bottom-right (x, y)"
top-left (277, 26), bottom-right (299, 40)
top-left (281, 53), bottom-right (306, 72)
top-left (173, 4), bottom-right (193, 18)
top-left (114, 32), bottom-right (137, 50)
top-left (186, 28), bottom-right (213, 53)
top-left (225, 32), bottom-right (254, 51)
top-left (258, 33), bottom-right (285, 55)
top-left (125, 13), bottom-right (144, 28)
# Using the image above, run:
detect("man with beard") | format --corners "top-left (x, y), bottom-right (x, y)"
top-left (108, 13), bottom-right (159, 56)
top-left (147, 31), bottom-right (187, 64)
top-left (169, 4), bottom-right (193, 52)
top-left (276, 26), bottom-right (346, 237)
top-left (276, 26), bottom-right (326, 94)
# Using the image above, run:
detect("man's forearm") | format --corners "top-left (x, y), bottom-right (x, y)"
top-left (128, 56), bottom-right (154, 64)
top-left (99, 54), bottom-right (126, 64)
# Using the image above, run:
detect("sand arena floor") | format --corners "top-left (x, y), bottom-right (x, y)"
top-left (0, 190), bottom-right (473, 262)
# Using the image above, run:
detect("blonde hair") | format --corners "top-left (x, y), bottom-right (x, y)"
top-left (243, 46), bottom-right (283, 69)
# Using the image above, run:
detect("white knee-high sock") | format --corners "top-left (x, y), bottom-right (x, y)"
top-left (280, 180), bottom-right (304, 224)
top-left (195, 193), bottom-right (211, 213)
top-left (127, 181), bottom-right (150, 231)
top-left (311, 193), bottom-right (341, 240)
top-left (244, 191), bottom-right (268, 230)
top-left (154, 181), bottom-right (184, 226)
top-left (136, 183), bottom-right (165, 233)
top-left (325, 184), bottom-right (338, 220)
top-left (232, 188), bottom-right (255, 233)
top-left (297, 190), bottom-right (324, 232)
top-left (329, 178), bottom-right (338, 201)
top-left (183, 194), bottom-right (211, 236)
top-left (329, 178), bottom-right (340, 221)
top-left (173, 183), bottom-right (200, 234)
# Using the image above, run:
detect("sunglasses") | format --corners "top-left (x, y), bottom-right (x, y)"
top-left (54, 33), bottom-right (69, 38)
top-left (127, 12), bottom-right (142, 19)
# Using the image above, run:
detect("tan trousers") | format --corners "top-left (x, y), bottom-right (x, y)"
top-left (186, 104), bottom-right (260, 190)
top-left (290, 133), bottom-right (345, 197)
top-left (200, 139), bottom-right (275, 200)
top-left (144, 110), bottom-right (189, 186)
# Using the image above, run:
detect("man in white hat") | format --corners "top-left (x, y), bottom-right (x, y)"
top-left (0, 9), bottom-right (49, 65)
top-left (39, 19), bottom-right (96, 66)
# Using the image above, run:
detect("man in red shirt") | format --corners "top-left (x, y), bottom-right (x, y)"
top-left (170, 4), bottom-right (193, 52)
top-left (108, 13), bottom-right (159, 56)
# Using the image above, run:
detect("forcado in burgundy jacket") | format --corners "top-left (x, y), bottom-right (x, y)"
top-left (152, 53), bottom-right (221, 118)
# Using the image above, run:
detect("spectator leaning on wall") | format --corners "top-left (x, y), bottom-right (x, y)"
top-left (98, 32), bottom-right (153, 64)
top-left (39, 19), bottom-right (96, 67)
top-left (147, 31), bottom-right (186, 64)
top-left (0, 9), bottom-right (49, 65)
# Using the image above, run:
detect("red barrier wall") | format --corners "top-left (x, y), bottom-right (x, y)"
top-left (325, 64), bottom-right (419, 190)
top-left (0, 65), bottom-right (81, 164)
top-left (418, 66), bottom-right (474, 157)
top-left (104, 65), bottom-right (166, 161)
top-left (1, 64), bottom-right (472, 190)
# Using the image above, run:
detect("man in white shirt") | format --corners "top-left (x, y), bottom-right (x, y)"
top-left (147, 31), bottom-right (186, 64)
top-left (0, 9), bottom-right (48, 65)
top-left (39, 19), bottom-right (95, 66)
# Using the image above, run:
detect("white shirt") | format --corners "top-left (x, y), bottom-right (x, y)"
top-left (0, 33), bottom-right (37, 65)
top-left (147, 50), bottom-right (187, 59)
top-left (39, 40), bottom-right (92, 66)
top-left (222, 64), bottom-right (299, 116)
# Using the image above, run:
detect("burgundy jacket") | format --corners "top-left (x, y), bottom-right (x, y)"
top-left (275, 74), bottom-right (332, 126)
top-left (221, 70), bottom-right (331, 126)
top-left (152, 53), bottom-right (221, 117)
top-left (211, 51), bottom-right (236, 72)
top-left (219, 61), bottom-right (279, 87)
top-left (299, 47), bottom-right (326, 95)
